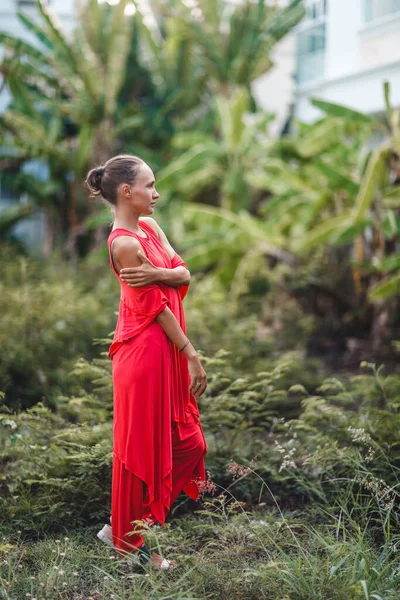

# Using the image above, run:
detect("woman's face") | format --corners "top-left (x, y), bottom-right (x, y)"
top-left (121, 163), bottom-right (160, 215)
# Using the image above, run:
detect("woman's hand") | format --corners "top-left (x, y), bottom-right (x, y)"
top-left (187, 356), bottom-right (207, 399)
top-left (120, 251), bottom-right (159, 287)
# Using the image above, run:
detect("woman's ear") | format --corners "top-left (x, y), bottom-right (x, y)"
top-left (121, 183), bottom-right (131, 198)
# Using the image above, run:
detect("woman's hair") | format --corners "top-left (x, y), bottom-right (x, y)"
top-left (85, 154), bottom-right (144, 206)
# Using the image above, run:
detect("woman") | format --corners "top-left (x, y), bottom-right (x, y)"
top-left (85, 154), bottom-right (208, 570)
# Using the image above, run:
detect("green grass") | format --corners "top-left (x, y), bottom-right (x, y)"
top-left (2, 501), bottom-right (400, 600)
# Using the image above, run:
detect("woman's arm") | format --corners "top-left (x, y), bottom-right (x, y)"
top-left (111, 235), bottom-right (142, 273)
top-left (155, 265), bottom-right (190, 286)
top-left (156, 306), bottom-right (197, 359)
top-left (120, 257), bottom-right (190, 288)
top-left (155, 306), bottom-right (207, 398)
top-left (112, 234), bottom-right (205, 396)
top-left (119, 219), bottom-right (190, 288)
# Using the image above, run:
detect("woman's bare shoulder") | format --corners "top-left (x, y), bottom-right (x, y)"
top-left (139, 216), bottom-right (160, 238)
top-left (111, 235), bottom-right (142, 269)
top-left (112, 235), bottom-right (141, 251)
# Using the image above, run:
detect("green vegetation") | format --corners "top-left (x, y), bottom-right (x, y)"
top-left (1, 0), bottom-right (400, 597)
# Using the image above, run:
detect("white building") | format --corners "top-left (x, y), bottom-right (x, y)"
top-left (294, 0), bottom-right (400, 121)
top-left (252, 0), bottom-right (297, 136)
top-left (253, 0), bottom-right (400, 129)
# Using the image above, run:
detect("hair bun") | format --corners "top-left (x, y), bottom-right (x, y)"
top-left (85, 165), bottom-right (105, 196)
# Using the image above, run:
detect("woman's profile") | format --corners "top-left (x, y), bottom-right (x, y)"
top-left (85, 154), bottom-right (208, 570)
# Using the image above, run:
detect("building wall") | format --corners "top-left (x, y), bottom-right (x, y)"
top-left (251, 0), bottom-right (297, 137)
top-left (295, 0), bottom-right (400, 122)
top-left (252, 33), bottom-right (296, 137)
top-left (360, 15), bottom-right (400, 69)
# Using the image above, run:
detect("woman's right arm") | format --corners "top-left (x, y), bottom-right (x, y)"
top-left (112, 236), bottom-right (207, 398)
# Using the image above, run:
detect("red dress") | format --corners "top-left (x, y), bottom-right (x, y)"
top-left (107, 221), bottom-right (207, 540)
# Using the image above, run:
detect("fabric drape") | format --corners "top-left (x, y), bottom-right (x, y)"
top-left (107, 221), bottom-right (207, 545)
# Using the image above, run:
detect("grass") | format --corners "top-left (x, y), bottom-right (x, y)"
top-left (2, 498), bottom-right (400, 600)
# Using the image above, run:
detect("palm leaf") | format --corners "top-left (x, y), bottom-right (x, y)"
top-left (0, 32), bottom-right (48, 62)
top-left (0, 203), bottom-right (36, 235)
top-left (353, 145), bottom-right (391, 223)
top-left (156, 143), bottom-right (222, 189)
top-left (297, 118), bottom-right (344, 157)
top-left (311, 98), bottom-right (373, 124)
top-left (295, 212), bottom-right (354, 252)
top-left (182, 203), bottom-right (289, 259)
top-left (384, 80), bottom-right (392, 122)
top-left (37, 0), bottom-right (100, 101)
top-left (2, 110), bottom-right (63, 159)
top-left (369, 273), bottom-right (400, 301)
top-left (17, 10), bottom-right (81, 96)
top-left (314, 160), bottom-right (359, 196)
top-left (104, 0), bottom-right (133, 117)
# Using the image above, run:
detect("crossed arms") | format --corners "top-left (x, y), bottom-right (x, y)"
top-left (112, 218), bottom-right (190, 289)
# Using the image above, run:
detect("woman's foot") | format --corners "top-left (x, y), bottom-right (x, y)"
top-left (98, 523), bottom-right (176, 569)
top-left (97, 524), bottom-right (114, 549)
top-left (116, 548), bottom-right (176, 570)
top-left (135, 543), bottom-right (176, 570)
top-left (148, 551), bottom-right (176, 570)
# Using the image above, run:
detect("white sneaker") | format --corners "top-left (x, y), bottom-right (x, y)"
top-left (97, 524), bottom-right (114, 549)
top-left (96, 527), bottom-right (174, 569)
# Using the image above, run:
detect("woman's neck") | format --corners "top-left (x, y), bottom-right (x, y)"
top-left (112, 210), bottom-right (142, 233)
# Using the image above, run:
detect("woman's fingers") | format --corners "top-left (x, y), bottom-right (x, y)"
top-left (190, 376), bottom-right (207, 398)
top-left (196, 382), bottom-right (207, 398)
top-left (120, 267), bottom-right (142, 284)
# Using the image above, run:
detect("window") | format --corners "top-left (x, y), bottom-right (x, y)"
top-left (296, 1), bottom-right (327, 85)
top-left (17, 0), bottom-right (40, 6)
top-left (305, 0), bottom-right (328, 20)
top-left (297, 23), bottom-right (326, 84)
top-left (365, 0), bottom-right (400, 22)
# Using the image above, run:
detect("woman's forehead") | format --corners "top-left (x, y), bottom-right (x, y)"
top-left (138, 164), bottom-right (154, 181)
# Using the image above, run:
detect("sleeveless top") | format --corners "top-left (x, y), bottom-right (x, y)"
top-left (107, 220), bottom-right (189, 360)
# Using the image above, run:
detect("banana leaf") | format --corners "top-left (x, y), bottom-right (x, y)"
top-left (311, 98), bottom-right (373, 124)
top-left (369, 273), bottom-right (400, 301)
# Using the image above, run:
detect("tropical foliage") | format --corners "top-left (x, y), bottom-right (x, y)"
top-left (0, 0), bottom-right (304, 261)
top-left (3, 328), bottom-right (400, 598)
top-left (157, 85), bottom-right (400, 355)
top-left (0, 0), bottom-right (136, 260)
top-left (2, 1), bottom-right (400, 598)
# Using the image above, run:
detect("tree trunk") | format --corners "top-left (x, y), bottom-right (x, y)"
top-left (370, 295), bottom-right (400, 357)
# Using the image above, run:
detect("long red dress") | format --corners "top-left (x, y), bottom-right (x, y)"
top-left (107, 221), bottom-right (207, 549)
